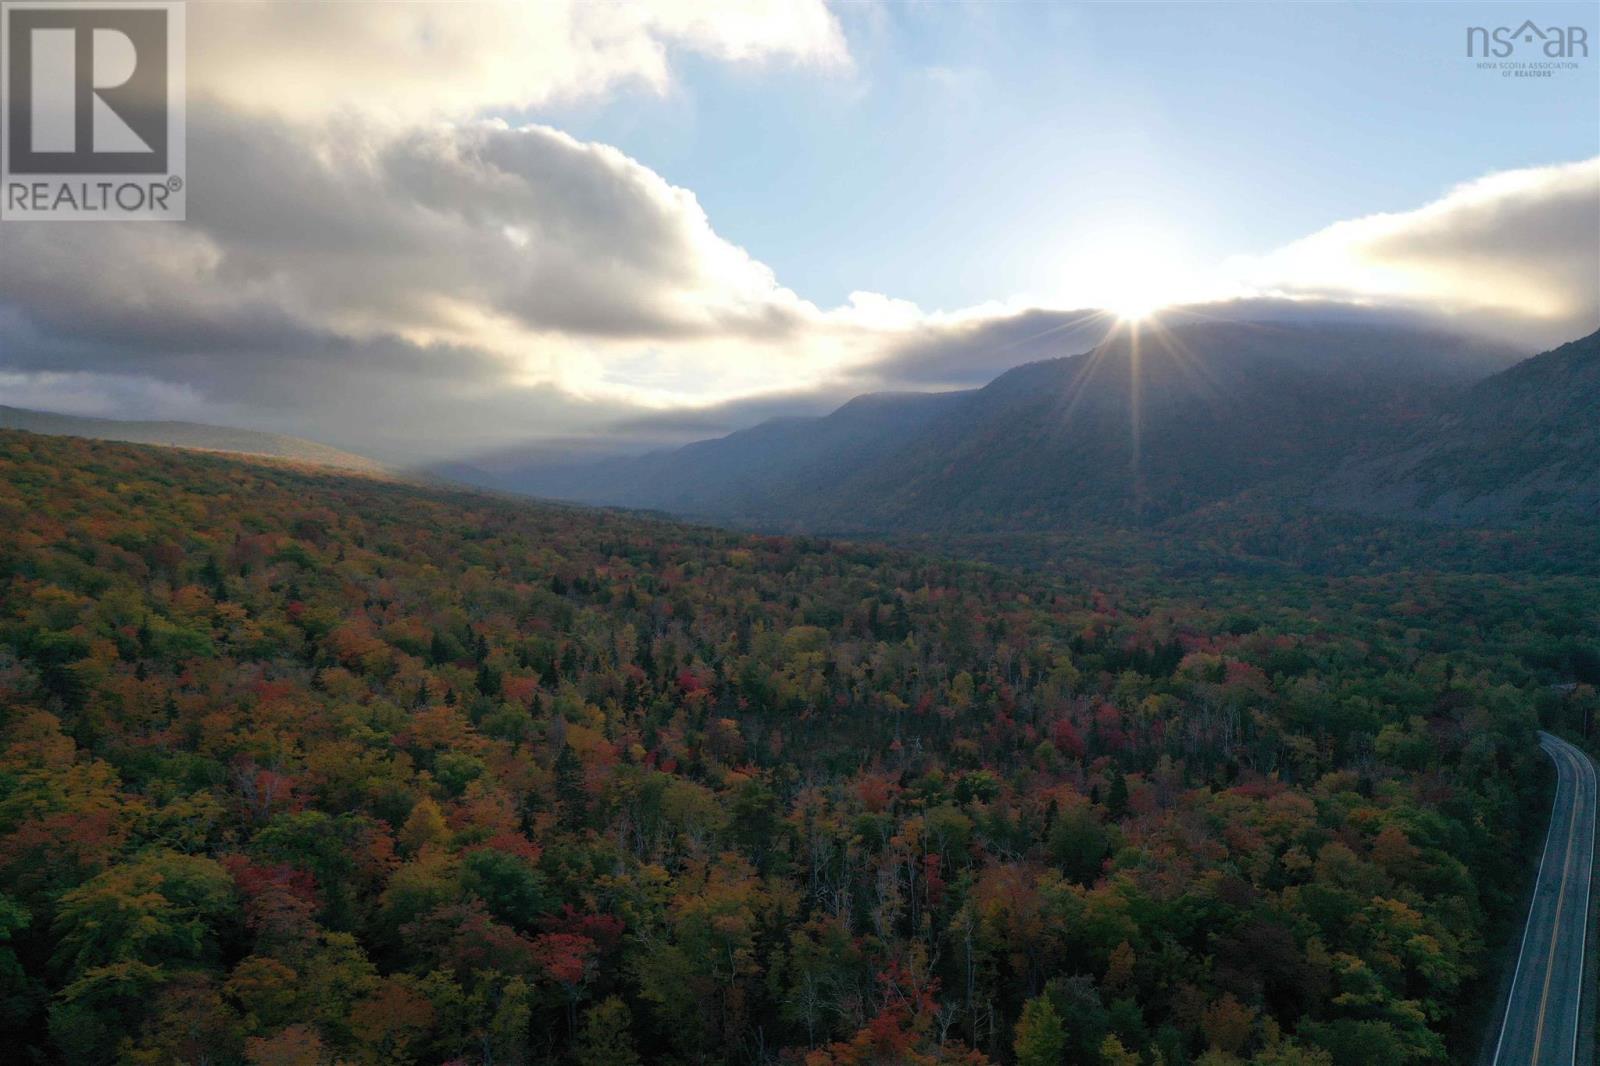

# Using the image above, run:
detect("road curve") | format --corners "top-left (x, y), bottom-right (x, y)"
top-left (1494, 731), bottom-right (1596, 1066)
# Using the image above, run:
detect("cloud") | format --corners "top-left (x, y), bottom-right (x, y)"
top-left (1, 6), bottom-right (1594, 468)
top-left (0, 102), bottom-right (903, 459)
top-left (5, 112), bottom-right (807, 339)
top-left (189, 0), bottom-right (848, 124)
top-left (0, 109), bottom-right (864, 400)
top-left (865, 307), bottom-right (1118, 389)
top-left (6, 143), bottom-right (1594, 462)
top-left (0, 370), bottom-right (210, 421)
top-left (1230, 158), bottom-right (1600, 343)
top-left (0, 1), bottom-right (870, 456)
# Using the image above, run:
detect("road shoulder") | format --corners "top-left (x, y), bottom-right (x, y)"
top-left (1472, 749), bottom-right (1558, 1066)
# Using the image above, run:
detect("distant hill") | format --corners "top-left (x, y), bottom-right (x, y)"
top-left (491, 389), bottom-right (972, 518)
top-left (0, 406), bottom-right (388, 475)
top-left (1319, 329), bottom-right (1600, 524)
top-left (486, 321), bottom-right (1523, 532)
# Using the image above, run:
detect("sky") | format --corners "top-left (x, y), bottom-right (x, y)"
top-left (536, 2), bottom-right (1600, 312)
top-left (1, 1), bottom-right (1597, 463)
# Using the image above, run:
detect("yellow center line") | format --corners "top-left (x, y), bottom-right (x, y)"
top-left (1530, 744), bottom-right (1579, 1064)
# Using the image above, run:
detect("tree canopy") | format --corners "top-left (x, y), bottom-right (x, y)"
top-left (0, 429), bottom-right (1585, 1064)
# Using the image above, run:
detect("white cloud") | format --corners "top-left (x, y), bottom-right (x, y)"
top-left (0, 107), bottom-right (908, 452)
top-left (1230, 158), bottom-right (1600, 339)
top-left (190, 0), bottom-right (848, 124)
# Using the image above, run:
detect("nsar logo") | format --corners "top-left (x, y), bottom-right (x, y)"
top-left (1467, 20), bottom-right (1589, 59)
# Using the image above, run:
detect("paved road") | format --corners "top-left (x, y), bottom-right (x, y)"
top-left (1494, 731), bottom-right (1596, 1066)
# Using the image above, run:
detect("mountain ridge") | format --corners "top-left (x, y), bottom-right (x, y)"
top-left (472, 320), bottom-right (1530, 531)
top-left (1317, 328), bottom-right (1600, 524)
top-left (0, 406), bottom-right (389, 475)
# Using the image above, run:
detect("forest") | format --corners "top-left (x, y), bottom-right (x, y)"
top-left (1, 429), bottom-right (1595, 1065)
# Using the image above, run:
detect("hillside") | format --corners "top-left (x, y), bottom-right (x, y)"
top-left (0, 406), bottom-right (387, 475)
top-left (493, 322), bottom-right (1521, 531)
top-left (797, 322), bottom-right (1515, 532)
top-left (492, 389), bottom-right (971, 515)
top-left (0, 429), bottom-right (1582, 1064)
top-left (1319, 330), bottom-right (1600, 524)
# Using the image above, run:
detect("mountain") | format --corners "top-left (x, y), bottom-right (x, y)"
top-left (488, 389), bottom-right (971, 517)
top-left (791, 322), bottom-right (1516, 532)
top-left (1319, 329), bottom-right (1600, 524)
top-left (487, 321), bottom-right (1522, 532)
top-left (0, 406), bottom-right (388, 475)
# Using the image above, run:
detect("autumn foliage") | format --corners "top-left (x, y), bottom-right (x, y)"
top-left (0, 431), bottom-right (1572, 1064)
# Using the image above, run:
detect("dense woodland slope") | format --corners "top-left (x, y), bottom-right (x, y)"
top-left (1319, 330), bottom-right (1600, 524)
top-left (490, 390), bottom-right (972, 520)
top-left (3, 430), bottom-right (1595, 1065)
top-left (479, 323), bottom-right (1527, 531)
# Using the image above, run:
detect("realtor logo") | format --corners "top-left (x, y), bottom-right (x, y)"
top-left (2, 1), bottom-right (185, 220)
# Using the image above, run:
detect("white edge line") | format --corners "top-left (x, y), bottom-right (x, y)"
top-left (1568, 738), bottom-right (1594, 1066)
top-left (1495, 733), bottom-right (1565, 1066)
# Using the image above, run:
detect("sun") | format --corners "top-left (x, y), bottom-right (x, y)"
top-left (1106, 291), bottom-right (1164, 323)
top-left (1089, 249), bottom-right (1184, 322)
top-left (1053, 225), bottom-right (1200, 323)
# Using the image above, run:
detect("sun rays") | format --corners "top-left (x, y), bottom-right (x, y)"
top-left (1032, 310), bottom-right (1307, 505)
